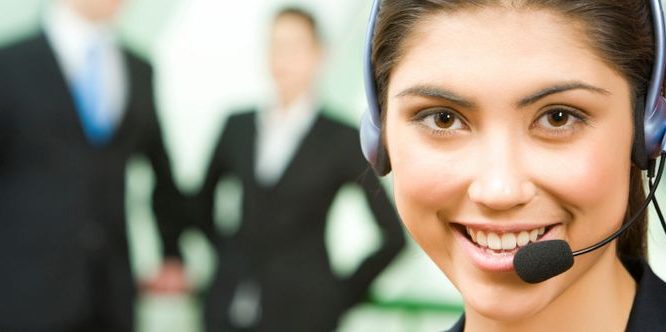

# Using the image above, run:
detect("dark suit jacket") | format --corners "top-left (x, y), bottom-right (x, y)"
top-left (0, 34), bottom-right (184, 331)
top-left (196, 111), bottom-right (406, 332)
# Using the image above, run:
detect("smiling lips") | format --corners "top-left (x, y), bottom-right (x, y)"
top-left (454, 223), bottom-right (556, 272)
top-left (466, 226), bottom-right (546, 251)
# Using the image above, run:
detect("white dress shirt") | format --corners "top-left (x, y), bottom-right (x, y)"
top-left (254, 94), bottom-right (320, 187)
top-left (43, 2), bottom-right (128, 130)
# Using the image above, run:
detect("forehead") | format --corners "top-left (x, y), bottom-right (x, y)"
top-left (389, 7), bottom-right (623, 98)
top-left (271, 14), bottom-right (316, 38)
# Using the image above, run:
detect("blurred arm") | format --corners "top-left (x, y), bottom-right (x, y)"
top-left (137, 63), bottom-right (189, 293)
top-left (192, 118), bottom-right (234, 247)
top-left (342, 135), bottom-right (406, 305)
top-left (140, 77), bottom-right (188, 260)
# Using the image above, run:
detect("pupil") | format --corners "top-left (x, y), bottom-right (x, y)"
top-left (435, 112), bottom-right (454, 128)
top-left (549, 111), bottom-right (568, 126)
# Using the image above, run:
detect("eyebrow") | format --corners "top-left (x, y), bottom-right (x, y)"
top-left (516, 82), bottom-right (611, 108)
top-left (395, 85), bottom-right (475, 108)
top-left (395, 81), bottom-right (610, 109)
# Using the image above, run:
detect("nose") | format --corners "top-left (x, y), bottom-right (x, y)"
top-left (467, 139), bottom-right (537, 211)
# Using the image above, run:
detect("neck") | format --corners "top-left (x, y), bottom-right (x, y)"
top-left (464, 249), bottom-right (636, 332)
top-left (277, 94), bottom-right (300, 110)
top-left (276, 90), bottom-right (311, 111)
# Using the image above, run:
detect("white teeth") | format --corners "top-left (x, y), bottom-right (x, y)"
top-left (529, 229), bottom-right (539, 242)
top-left (465, 226), bottom-right (550, 250)
top-left (487, 233), bottom-right (502, 250)
top-left (467, 227), bottom-right (477, 242)
top-left (501, 233), bottom-right (517, 250)
top-left (517, 231), bottom-right (530, 246)
top-left (476, 231), bottom-right (487, 247)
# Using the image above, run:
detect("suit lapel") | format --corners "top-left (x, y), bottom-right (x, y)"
top-left (111, 49), bottom-right (137, 145)
top-left (34, 33), bottom-right (134, 149)
top-left (267, 112), bottom-right (323, 189)
top-left (29, 34), bottom-right (90, 144)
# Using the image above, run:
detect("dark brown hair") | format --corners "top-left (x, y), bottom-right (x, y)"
top-left (372, 0), bottom-right (654, 258)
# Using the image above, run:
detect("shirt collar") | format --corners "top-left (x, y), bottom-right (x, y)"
top-left (43, 1), bottom-right (116, 82)
top-left (259, 92), bottom-right (320, 129)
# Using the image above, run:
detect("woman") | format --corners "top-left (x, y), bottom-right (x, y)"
top-left (361, 0), bottom-right (666, 330)
top-left (195, 7), bottom-right (405, 332)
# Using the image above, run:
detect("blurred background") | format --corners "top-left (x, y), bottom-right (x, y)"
top-left (0, 0), bottom-right (664, 331)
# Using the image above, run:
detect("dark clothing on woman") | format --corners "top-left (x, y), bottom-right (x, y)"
top-left (197, 111), bottom-right (405, 332)
top-left (446, 257), bottom-right (666, 331)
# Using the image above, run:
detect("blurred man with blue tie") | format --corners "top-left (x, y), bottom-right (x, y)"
top-left (0, 0), bottom-right (187, 331)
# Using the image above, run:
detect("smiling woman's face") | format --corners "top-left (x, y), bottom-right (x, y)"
top-left (385, 7), bottom-right (634, 321)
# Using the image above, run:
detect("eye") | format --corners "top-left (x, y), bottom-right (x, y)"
top-left (413, 108), bottom-right (467, 135)
top-left (434, 112), bottom-right (459, 129)
top-left (542, 110), bottom-right (571, 127)
top-left (533, 107), bottom-right (589, 137)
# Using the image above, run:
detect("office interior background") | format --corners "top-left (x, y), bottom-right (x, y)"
top-left (1, 0), bottom-right (665, 331)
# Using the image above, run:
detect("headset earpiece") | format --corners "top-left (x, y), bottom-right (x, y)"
top-left (360, 109), bottom-right (391, 175)
top-left (642, 0), bottom-right (666, 164)
top-left (361, 0), bottom-right (391, 175)
top-left (360, 109), bottom-right (381, 171)
top-left (644, 95), bottom-right (666, 162)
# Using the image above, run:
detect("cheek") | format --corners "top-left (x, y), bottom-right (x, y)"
top-left (386, 116), bottom-right (465, 258)
top-left (533, 127), bottom-right (633, 244)
top-left (390, 125), bottom-right (454, 217)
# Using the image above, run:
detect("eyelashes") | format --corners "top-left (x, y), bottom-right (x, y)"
top-left (411, 108), bottom-right (468, 137)
top-left (409, 105), bottom-right (591, 139)
top-left (531, 107), bottom-right (590, 138)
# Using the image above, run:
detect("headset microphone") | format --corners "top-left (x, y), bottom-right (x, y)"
top-left (514, 155), bottom-right (666, 284)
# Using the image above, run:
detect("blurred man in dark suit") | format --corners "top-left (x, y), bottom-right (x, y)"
top-left (195, 7), bottom-right (406, 332)
top-left (0, 0), bottom-right (187, 331)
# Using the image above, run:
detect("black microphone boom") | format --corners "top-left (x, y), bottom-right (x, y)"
top-left (513, 153), bottom-right (665, 284)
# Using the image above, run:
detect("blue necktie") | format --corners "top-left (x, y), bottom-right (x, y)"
top-left (72, 41), bottom-right (114, 146)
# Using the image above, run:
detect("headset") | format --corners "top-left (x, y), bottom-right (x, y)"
top-left (360, 0), bottom-right (666, 283)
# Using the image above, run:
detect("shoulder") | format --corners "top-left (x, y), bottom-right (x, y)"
top-left (216, 109), bottom-right (257, 143)
top-left (0, 34), bottom-right (52, 95)
top-left (445, 314), bottom-right (465, 332)
top-left (312, 112), bottom-right (374, 176)
top-left (0, 33), bottom-right (48, 67)
top-left (122, 47), bottom-right (153, 78)
top-left (225, 109), bottom-right (256, 127)
top-left (315, 112), bottom-right (361, 145)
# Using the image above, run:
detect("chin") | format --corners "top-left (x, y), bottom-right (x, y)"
top-left (452, 266), bottom-right (557, 322)
top-left (464, 287), bottom-right (551, 322)
top-left (469, 296), bottom-right (545, 322)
